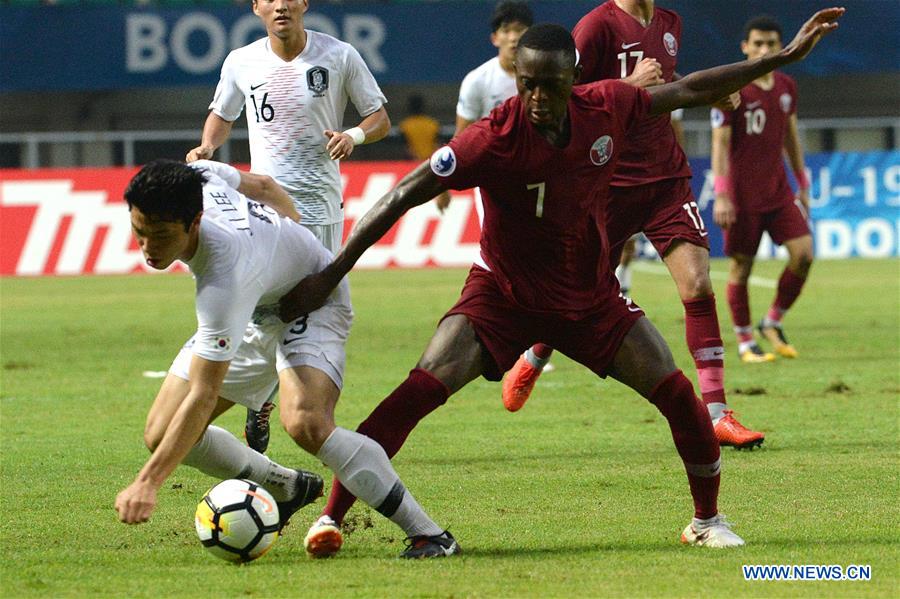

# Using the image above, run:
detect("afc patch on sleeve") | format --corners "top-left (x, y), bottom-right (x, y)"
top-left (430, 146), bottom-right (457, 177)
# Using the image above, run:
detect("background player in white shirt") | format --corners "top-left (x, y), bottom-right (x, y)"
top-left (186, 0), bottom-right (390, 451)
top-left (114, 160), bottom-right (458, 559)
top-left (432, 1), bottom-right (533, 214)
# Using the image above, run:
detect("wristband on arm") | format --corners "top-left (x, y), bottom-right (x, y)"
top-left (343, 127), bottom-right (366, 146)
top-left (713, 175), bottom-right (730, 195)
top-left (795, 168), bottom-right (810, 191)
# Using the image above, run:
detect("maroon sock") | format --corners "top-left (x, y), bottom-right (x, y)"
top-left (726, 283), bottom-right (751, 329)
top-left (323, 368), bottom-right (450, 525)
top-left (682, 295), bottom-right (726, 406)
top-left (770, 268), bottom-right (807, 318)
top-left (649, 370), bottom-right (721, 520)
top-left (530, 343), bottom-right (554, 360)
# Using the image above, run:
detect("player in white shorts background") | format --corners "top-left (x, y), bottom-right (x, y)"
top-left (115, 160), bottom-right (457, 559)
top-left (186, 0), bottom-right (391, 451)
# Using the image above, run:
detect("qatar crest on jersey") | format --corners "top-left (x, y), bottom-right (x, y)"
top-left (589, 135), bottom-right (613, 166)
top-left (779, 93), bottom-right (793, 113)
top-left (307, 66), bottom-right (329, 97)
top-left (663, 32), bottom-right (678, 56)
top-left (430, 146), bottom-right (457, 177)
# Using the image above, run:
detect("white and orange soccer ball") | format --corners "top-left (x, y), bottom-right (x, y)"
top-left (195, 479), bottom-right (280, 563)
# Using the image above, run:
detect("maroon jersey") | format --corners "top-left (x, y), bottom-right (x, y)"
top-left (712, 72), bottom-right (798, 212)
top-left (430, 81), bottom-right (651, 318)
top-left (572, 1), bottom-right (690, 186)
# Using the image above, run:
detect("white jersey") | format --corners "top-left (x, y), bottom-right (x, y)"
top-left (456, 56), bottom-right (517, 122)
top-left (210, 31), bottom-right (387, 225)
top-left (185, 160), bottom-right (350, 362)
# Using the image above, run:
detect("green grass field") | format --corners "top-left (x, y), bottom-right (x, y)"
top-left (1, 259), bottom-right (898, 598)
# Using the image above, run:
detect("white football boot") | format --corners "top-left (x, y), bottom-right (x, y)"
top-left (681, 514), bottom-right (745, 548)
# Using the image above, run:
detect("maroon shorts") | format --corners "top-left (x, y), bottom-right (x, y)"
top-left (607, 178), bottom-right (709, 266)
top-left (443, 266), bottom-right (644, 381)
top-left (724, 200), bottom-right (811, 257)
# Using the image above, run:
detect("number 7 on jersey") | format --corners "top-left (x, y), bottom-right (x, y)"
top-left (527, 182), bottom-right (546, 218)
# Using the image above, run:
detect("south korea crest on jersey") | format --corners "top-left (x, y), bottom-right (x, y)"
top-left (307, 66), bottom-right (329, 97)
top-left (430, 146), bottom-right (457, 177)
top-left (590, 135), bottom-right (613, 166)
top-left (663, 32), bottom-right (678, 56)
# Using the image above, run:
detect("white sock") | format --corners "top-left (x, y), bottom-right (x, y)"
top-left (317, 428), bottom-right (442, 538)
top-left (706, 402), bottom-right (727, 424)
top-left (615, 264), bottom-right (632, 294)
top-left (524, 347), bottom-right (550, 370)
top-left (183, 425), bottom-right (297, 501)
top-left (738, 340), bottom-right (757, 355)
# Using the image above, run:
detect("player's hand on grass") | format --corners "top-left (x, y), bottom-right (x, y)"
top-left (279, 272), bottom-right (333, 322)
top-left (711, 91), bottom-right (741, 112)
top-left (115, 480), bottom-right (158, 524)
top-left (624, 58), bottom-right (664, 88)
top-left (713, 194), bottom-right (736, 229)
top-left (781, 7), bottom-right (845, 63)
top-left (185, 145), bottom-right (214, 162)
top-left (324, 130), bottom-right (356, 161)
top-left (434, 191), bottom-right (452, 214)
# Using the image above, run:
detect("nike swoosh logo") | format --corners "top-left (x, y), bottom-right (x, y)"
top-left (250, 82), bottom-right (267, 90)
top-left (746, 101), bottom-right (761, 109)
top-left (621, 41), bottom-right (641, 49)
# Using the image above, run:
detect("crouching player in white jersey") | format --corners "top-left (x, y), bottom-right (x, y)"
top-left (186, 0), bottom-right (391, 454)
top-left (114, 160), bottom-right (458, 559)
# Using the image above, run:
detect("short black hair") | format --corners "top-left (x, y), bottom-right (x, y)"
top-left (491, 1), bottom-right (533, 32)
top-left (518, 23), bottom-right (576, 66)
top-left (743, 15), bottom-right (782, 41)
top-left (125, 159), bottom-right (207, 231)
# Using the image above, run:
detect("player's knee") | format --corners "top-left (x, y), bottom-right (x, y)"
top-left (679, 270), bottom-right (714, 299)
top-left (281, 409), bottom-right (332, 454)
top-left (791, 250), bottom-right (814, 276)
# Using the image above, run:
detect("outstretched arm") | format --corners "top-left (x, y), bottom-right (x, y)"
top-left (279, 162), bottom-right (446, 320)
top-left (648, 7), bottom-right (844, 115)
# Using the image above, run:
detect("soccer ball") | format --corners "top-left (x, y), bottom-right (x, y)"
top-left (195, 479), bottom-right (280, 563)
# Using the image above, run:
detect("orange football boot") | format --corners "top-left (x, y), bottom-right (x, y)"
top-left (714, 410), bottom-right (765, 449)
top-left (502, 354), bottom-right (544, 412)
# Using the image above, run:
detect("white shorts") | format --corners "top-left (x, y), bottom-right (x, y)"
top-left (302, 222), bottom-right (344, 255)
top-left (169, 302), bottom-right (353, 410)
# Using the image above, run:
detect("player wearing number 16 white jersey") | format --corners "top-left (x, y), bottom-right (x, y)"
top-left (188, 0), bottom-right (389, 250)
